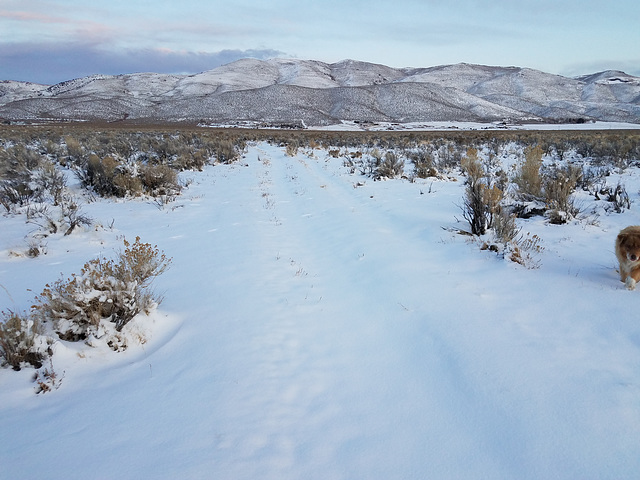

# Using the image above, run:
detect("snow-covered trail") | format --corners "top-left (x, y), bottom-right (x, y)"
top-left (2, 143), bottom-right (640, 479)
top-left (161, 146), bottom-right (491, 478)
top-left (144, 144), bottom-right (638, 479)
top-left (188, 146), bottom-right (508, 479)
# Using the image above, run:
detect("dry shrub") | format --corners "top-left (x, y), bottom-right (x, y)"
top-left (436, 141), bottom-right (462, 171)
top-left (64, 136), bottom-right (84, 161)
top-left (483, 184), bottom-right (503, 222)
top-left (0, 178), bottom-right (36, 211)
top-left (0, 145), bottom-right (43, 211)
top-left (464, 182), bottom-right (504, 236)
top-left (508, 233), bottom-right (544, 269)
top-left (79, 154), bottom-right (121, 196)
top-left (375, 151), bottom-right (404, 179)
top-left (492, 209), bottom-right (519, 244)
top-left (1, 144), bottom-right (42, 175)
top-left (543, 165), bottom-right (581, 224)
top-left (514, 145), bottom-right (544, 199)
top-left (33, 358), bottom-right (62, 393)
top-left (285, 141), bottom-right (299, 157)
top-left (113, 172), bottom-right (144, 196)
top-left (26, 238), bottom-right (47, 258)
top-left (363, 148), bottom-right (382, 176)
top-left (0, 157), bottom-right (69, 212)
top-left (175, 150), bottom-right (208, 171)
top-left (0, 310), bottom-right (49, 370)
top-left (461, 148), bottom-right (504, 235)
top-left (460, 148), bottom-right (484, 181)
top-left (410, 149), bottom-right (438, 179)
top-left (34, 237), bottom-right (171, 340)
top-left (141, 164), bottom-right (180, 196)
top-left (22, 193), bottom-right (91, 236)
top-left (77, 154), bottom-right (180, 198)
top-left (59, 195), bottom-right (92, 235)
top-left (594, 181), bottom-right (630, 213)
top-left (34, 160), bottom-right (67, 206)
top-left (212, 138), bottom-right (240, 164)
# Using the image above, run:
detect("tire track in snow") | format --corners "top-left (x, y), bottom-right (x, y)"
top-left (212, 145), bottom-right (520, 479)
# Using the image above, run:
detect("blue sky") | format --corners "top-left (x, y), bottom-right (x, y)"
top-left (1, 0), bottom-right (639, 84)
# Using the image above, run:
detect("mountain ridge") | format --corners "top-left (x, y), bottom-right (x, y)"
top-left (1, 58), bottom-right (639, 125)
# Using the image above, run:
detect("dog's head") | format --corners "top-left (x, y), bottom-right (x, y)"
top-left (618, 232), bottom-right (640, 263)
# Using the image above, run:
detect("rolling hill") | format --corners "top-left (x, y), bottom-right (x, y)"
top-left (1, 58), bottom-right (639, 125)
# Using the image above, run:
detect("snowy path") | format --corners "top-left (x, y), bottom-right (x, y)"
top-left (2, 143), bottom-right (640, 479)
top-left (194, 148), bottom-right (494, 478)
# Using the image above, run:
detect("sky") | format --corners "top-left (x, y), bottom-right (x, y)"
top-left (1, 0), bottom-right (639, 84)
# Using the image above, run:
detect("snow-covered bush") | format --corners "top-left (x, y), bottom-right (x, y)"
top-left (77, 154), bottom-right (123, 197)
top-left (174, 149), bottom-right (208, 171)
top-left (492, 209), bottom-right (519, 244)
top-left (109, 158), bottom-right (143, 195)
top-left (140, 164), bottom-right (180, 196)
top-left (34, 237), bottom-right (171, 341)
top-left (0, 144), bottom-right (42, 178)
top-left (593, 181), bottom-right (631, 213)
top-left (375, 151), bottom-right (405, 180)
top-left (22, 193), bottom-right (91, 237)
top-left (434, 140), bottom-right (463, 171)
top-left (0, 310), bottom-right (50, 370)
top-left (285, 141), bottom-right (299, 157)
top-left (76, 153), bottom-right (182, 198)
top-left (409, 148), bottom-right (438, 179)
top-left (212, 138), bottom-right (241, 164)
top-left (507, 233), bottom-right (544, 269)
top-left (33, 160), bottom-right (67, 206)
top-left (362, 149), bottom-right (381, 176)
top-left (0, 178), bottom-right (35, 212)
top-left (542, 164), bottom-right (581, 224)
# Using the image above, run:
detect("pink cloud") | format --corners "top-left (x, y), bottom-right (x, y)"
top-left (0, 10), bottom-right (70, 24)
top-left (1, 9), bottom-right (116, 43)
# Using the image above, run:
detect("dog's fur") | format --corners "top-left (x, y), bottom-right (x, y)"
top-left (616, 226), bottom-right (640, 290)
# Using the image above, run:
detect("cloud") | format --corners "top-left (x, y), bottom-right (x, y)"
top-left (0, 42), bottom-right (285, 84)
top-left (0, 10), bottom-right (70, 24)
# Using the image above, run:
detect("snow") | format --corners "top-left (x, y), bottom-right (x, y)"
top-left (309, 120), bottom-right (640, 131)
top-left (2, 141), bottom-right (640, 479)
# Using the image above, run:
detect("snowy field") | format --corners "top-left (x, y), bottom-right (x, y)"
top-left (1, 139), bottom-right (640, 479)
top-left (310, 120), bottom-right (640, 132)
top-left (200, 120), bottom-right (640, 132)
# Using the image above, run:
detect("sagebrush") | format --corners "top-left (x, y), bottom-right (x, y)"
top-left (33, 236), bottom-right (171, 340)
top-left (0, 310), bottom-right (50, 370)
top-left (461, 148), bottom-right (504, 235)
top-left (513, 145), bottom-right (544, 200)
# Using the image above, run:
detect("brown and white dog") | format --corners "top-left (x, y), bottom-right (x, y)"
top-left (616, 226), bottom-right (640, 290)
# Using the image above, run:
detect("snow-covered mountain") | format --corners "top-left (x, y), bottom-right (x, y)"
top-left (1, 58), bottom-right (639, 125)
